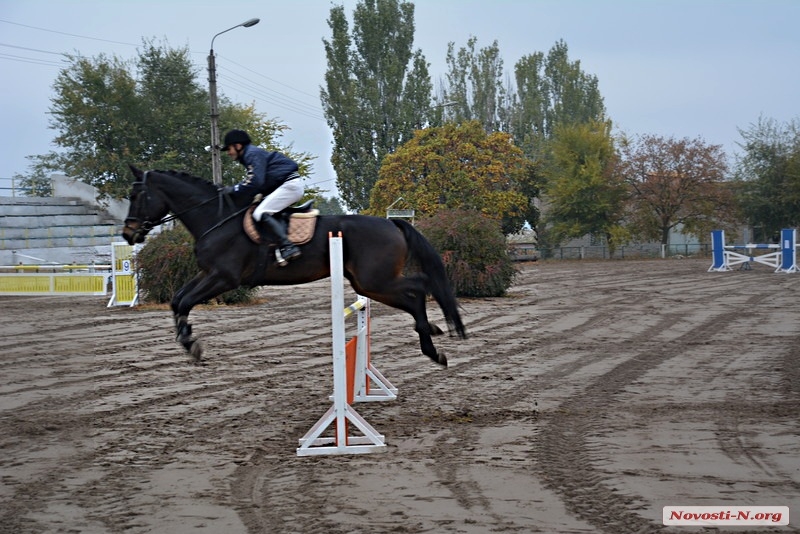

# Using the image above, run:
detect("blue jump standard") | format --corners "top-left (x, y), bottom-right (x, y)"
top-left (709, 228), bottom-right (798, 273)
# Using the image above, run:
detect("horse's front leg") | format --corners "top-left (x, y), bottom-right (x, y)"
top-left (172, 272), bottom-right (237, 363)
top-left (171, 274), bottom-right (202, 359)
top-left (175, 315), bottom-right (200, 360)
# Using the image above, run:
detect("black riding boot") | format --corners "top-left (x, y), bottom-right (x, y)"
top-left (259, 215), bottom-right (301, 266)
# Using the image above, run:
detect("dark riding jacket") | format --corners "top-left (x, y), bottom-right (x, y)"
top-left (230, 144), bottom-right (299, 196)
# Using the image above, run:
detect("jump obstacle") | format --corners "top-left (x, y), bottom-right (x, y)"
top-left (296, 233), bottom-right (398, 456)
top-left (708, 228), bottom-right (798, 273)
top-left (107, 242), bottom-right (140, 306)
top-left (0, 241), bottom-right (141, 298)
top-left (0, 264), bottom-right (109, 296)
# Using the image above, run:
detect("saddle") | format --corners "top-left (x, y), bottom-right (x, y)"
top-left (244, 200), bottom-right (319, 245)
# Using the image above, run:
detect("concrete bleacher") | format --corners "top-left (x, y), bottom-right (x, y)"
top-left (0, 175), bottom-right (129, 265)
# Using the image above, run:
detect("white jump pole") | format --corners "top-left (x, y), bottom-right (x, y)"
top-left (296, 233), bottom-right (388, 456)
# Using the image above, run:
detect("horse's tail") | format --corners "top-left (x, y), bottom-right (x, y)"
top-left (392, 219), bottom-right (467, 339)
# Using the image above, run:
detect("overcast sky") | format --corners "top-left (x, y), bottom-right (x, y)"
top-left (1, 0), bottom-right (798, 196)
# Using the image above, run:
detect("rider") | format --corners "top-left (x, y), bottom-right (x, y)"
top-left (220, 129), bottom-right (303, 264)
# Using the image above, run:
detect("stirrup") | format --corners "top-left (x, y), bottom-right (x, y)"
top-left (281, 244), bottom-right (301, 260)
top-left (274, 248), bottom-right (288, 267)
top-left (275, 245), bottom-right (302, 267)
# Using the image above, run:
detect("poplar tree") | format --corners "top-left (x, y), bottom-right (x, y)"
top-left (439, 38), bottom-right (605, 154)
top-left (439, 38), bottom-right (606, 232)
top-left (511, 39), bottom-right (606, 156)
top-left (439, 37), bottom-right (507, 133)
top-left (542, 120), bottom-right (626, 254)
top-left (321, 0), bottom-right (433, 212)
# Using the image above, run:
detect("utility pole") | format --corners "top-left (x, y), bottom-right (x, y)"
top-left (207, 18), bottom-right (260, 184)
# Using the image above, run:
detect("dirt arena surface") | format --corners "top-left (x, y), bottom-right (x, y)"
top-left (1, 258), bottom-right (799, 533)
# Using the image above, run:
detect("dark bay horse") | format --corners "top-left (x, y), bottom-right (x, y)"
top-left (122, 166), bottom-right (465, 366)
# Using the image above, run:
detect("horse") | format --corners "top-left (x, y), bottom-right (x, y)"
top-left (122, 165), bottom-right (466, 366)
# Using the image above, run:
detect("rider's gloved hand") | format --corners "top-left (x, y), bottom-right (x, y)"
top-left (221, 185), bottom-right (236, 195)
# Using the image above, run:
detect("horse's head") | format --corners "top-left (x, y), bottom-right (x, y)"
top-left (122, 165), bottom-right (171, 245)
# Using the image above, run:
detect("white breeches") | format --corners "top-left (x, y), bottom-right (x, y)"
top-left (252, 179), bottom-right (304, 220)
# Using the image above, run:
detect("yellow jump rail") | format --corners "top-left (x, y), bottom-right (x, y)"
top-left (0, 271), bottom-right (110, 296)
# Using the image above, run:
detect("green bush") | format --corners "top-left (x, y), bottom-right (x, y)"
top-left (135, 224), bottom-right (256, 304)
top-left (416, 209), bottom-right (517, 297)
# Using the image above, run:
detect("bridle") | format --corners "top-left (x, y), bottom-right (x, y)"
top-left (124, 170), bottom-right (221, 240)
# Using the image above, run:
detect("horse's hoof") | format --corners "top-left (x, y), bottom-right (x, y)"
top-left (179, 336), bottom-right (202, 361)
top-left (189, 340), bottom-right (203, 362)
top-left (436, 352), bottom-right (448, 367)
top-left (430, 323), bottom-right (444, 336)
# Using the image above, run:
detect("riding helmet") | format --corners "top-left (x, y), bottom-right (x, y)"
top-left (221, 129), bottom-right (251, 150)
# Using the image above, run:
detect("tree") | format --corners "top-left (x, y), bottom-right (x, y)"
top-left (34, 51), bottom-right (141, 199)
top-left (135, 40), bottom-right (209, 173)
top-left (416, 209), bottom-right (516, 297)
top-left (542, 40), bottom-right (606, 133)
top-left (541, 120), bottom-right (626, 254)
top-left (734, 116), bottom-right (800, 241)
top-left (312, 195), bottom-right (346, 215)
top-left (21, 40), bottom-right (313, 200)
top-left (368, 121), bottom-right (531, 234)
top-left (437, 38), bottom-right (605, 232)
top-left (619, 134), bottom-right (733, 245)
top-left (321, 0), bottom-right (433, 212)
top-left (440, 37), bottom-right (508, 133)
top-left (438, 38), bottom-right (605, 156)
top-left (510, 40), bottom-right (606, 156)
top-left (13, 168), bottom-right (52, 197)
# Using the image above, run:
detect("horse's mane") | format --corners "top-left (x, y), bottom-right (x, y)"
top-left (152, 169), bottom-right (219, 195)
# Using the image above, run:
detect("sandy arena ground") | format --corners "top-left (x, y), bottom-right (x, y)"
top-left (1, 258), bottom-right (799, 533)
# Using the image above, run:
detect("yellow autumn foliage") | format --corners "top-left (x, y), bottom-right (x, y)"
top-left (367, 121), bottom-right (531, 229)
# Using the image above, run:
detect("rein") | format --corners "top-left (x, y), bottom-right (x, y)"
top-left (158, 195), bottom-right (219, 226)
top-left (198, 204), bottom-right (250, 240)
top-left (132, 171), bottom-right (235, 234)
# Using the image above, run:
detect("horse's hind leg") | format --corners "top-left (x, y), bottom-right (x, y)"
top-left (354, 274), bottom-right (447, 367)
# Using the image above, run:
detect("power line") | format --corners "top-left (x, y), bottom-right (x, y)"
top-left (0, 19), bottom-right (326, 122)
top-left (0, 53), bottom-right (63, 68)
top-left (224, 82), bottom-right (327, 121)
top-left (0, 17), bottom-right (327, 115)
top-left (0, 42), bottom-right (67, 56)
top-left (219, 70), bottom-right (326, 121)
top-left (0, 18), bottom-right (139, 47)
top-left (306, 177), bottom-right (337, 189)
top-left (217, 65), bottom-right (323, 115)
top-left (0, 17), bottom-right (342, 194)
top-left (219, 54), bottom-right (320, 101)
top-left (0, 42), bottom-right (68, 68)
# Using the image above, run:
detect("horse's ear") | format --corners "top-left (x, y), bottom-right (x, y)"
top-left (128, 164), bottom-right (143, 181)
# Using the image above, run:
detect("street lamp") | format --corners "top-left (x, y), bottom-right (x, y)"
top-left (208, 17), bottom-right (260, 184)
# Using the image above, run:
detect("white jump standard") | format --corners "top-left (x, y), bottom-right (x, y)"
top-left (296, 233), bottom-right (397, 456)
